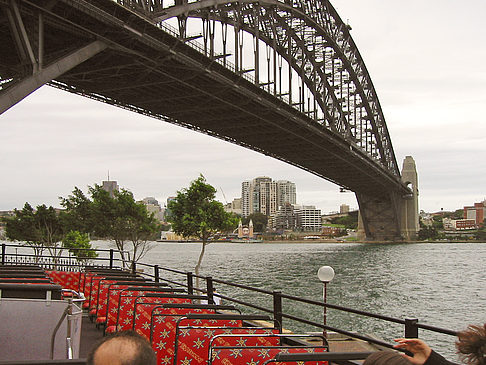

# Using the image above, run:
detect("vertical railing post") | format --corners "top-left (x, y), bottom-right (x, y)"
top-left (1, 243), bottom-right (5, 265)
top-left (187, 272), bottom-right (194, 294)
top-left (154, 265), bottom-right (159, 283)
top-left (109, 249), bottom-right (114, 269)
top-left (206, 276), bottom-right (214, 304)
top-left (273, 291), bottom-right (283, 332)
top-left (405, 318), bottom-right (419, 338)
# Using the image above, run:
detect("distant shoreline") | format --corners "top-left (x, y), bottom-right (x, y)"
top-left (157, 239), bottom-right (485, 244)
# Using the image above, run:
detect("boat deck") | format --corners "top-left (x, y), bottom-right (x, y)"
top-left (79, 314), bottom-right (104, 358)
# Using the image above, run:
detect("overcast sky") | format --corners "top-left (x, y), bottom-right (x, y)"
top-left (1, 0), bottom-right (485, 214)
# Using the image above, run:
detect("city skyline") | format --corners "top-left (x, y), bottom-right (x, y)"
top-left (1, 0), bottom-right (485, 214)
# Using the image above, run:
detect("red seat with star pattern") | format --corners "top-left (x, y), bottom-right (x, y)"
top-left (174, 326), bottom-right (280, 365)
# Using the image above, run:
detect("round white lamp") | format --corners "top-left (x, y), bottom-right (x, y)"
top-left (317, 265), bottom-right (335, 338)
top-left (317, 266), bottom-right (335, 283)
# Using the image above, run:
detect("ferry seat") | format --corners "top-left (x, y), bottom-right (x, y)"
top-left (98, 283), bottom-right (176, 327)
top-left (105, 291), bottom-right (194, 334)
top-left (151, 311), bottom-right (268, 365)
top-left (209, 345), bottom-right (329, 365)
top-left (45, 271), bottom-right (81, 294)
top-left (174, 326), bottom-right (279, 365)
top-left (263, 351), bottom-right (374, 365)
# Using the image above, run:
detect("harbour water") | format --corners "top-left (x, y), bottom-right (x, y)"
top-left (92, 240), bottom-right (485, 361)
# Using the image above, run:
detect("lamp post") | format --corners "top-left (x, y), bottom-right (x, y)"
top-left (317, 265), bottom-right (335, 339)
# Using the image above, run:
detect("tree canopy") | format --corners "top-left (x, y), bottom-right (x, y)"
top-left (60, 184), bottom-right (160, 266)
top-left (167, 175), bottom-right (238, 284)
top-left (242, 213), bottom-right (268, 232)
top-left (4, 203), bottom-right (64, 260)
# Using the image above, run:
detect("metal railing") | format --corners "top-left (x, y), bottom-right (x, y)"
top-left (1, 242), bottom-right (458, 352)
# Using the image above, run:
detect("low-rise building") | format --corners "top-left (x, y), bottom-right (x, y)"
top-left (294, 205), bottom-right (321, 232)
top-left (464, 200), bottom-right (486, 226)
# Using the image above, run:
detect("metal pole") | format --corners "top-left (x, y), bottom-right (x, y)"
top-left (273, 291), bottom-right (283, 332)
top-left (186, 272), bottom-right (194, 294)
top-left (405, 318), bottom-right (419, 338)
top-left (323, 281), bottom-right (328, 338)
top-left (109, 249), bottom-right (114, 269)
top-left (206, 276), bottom-right (214, 304)
top-left (154, 265), bottom-right (159, 283)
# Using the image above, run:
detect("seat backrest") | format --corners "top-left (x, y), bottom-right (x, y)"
top-left (105, 284), bottom-right (175, 327)
top-left (174, 327), bottom-right (280, 365)
top-left (210, 345), bottom-right (328, 365)
top-left (116, 293), bottom-right (200, 332)
top-left (46, 271), bottom-right (80, 292)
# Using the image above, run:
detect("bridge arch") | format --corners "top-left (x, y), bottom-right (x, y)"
top-left (125, 0), bottom-right (400, 179)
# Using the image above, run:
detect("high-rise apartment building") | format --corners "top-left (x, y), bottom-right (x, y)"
top-left (241, 177), bottom-right (296, 217)
top-left (277, 180), bottom-right (296, 206)
top-left (241, 181), bottom-right (251, 218)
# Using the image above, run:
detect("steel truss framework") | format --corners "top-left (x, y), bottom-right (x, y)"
top-left (0, 0), bottom-right (412, 240)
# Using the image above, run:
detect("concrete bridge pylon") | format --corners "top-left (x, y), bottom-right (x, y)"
top-left (400, 156), bottom-right (420, 241)
top-left (357, 156), bottom-right (419, 242)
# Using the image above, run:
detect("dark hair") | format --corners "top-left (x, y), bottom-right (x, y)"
top-left (87, 330), bottom-right (156, 365)
top-left (456, 323), bottom-right (486, 365)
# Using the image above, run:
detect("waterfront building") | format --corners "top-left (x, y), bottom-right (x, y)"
top-left (272, 202), bottom-right (296, 230)
top-left (294, 204), bottom-right (322, 232)
top-left (463, 200), bottom-right (486, 226)
top-left (276, 180), bottom-right (296, 206)
top-left (241, 177), bottom-right (296, 218)
top-left (241, 181), bottom-right (251, 218)
top-left (101, 180), bottom-right (118, 197)
top-left (443, 217), bottom-right (477, 231)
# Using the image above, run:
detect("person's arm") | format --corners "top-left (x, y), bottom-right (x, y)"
top-left (423, 350), bottom-right (456, 365)
top-left (393, 339), bottom-right (456, 365)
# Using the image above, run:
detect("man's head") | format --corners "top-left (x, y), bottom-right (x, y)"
top-left (87, 330), bottom-right (156, 365)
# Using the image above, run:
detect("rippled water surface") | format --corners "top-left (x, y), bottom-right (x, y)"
top-left (88, 240), bottom-right (486, 360)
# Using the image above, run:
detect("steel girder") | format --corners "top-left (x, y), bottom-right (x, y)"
top-left (121, 0), bottom-right (401, 180)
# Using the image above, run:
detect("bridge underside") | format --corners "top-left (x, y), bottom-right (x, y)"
top-left (0, 0), bottom-right (414, 240)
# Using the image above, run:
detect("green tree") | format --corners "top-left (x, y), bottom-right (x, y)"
top-left (4, 203), bottom-right (64, 262)
top-left (330, 211), bottom-right (358, 230)
top-left (61, 185), bottom-right (160, 268)
top-left (167, 175), bottom-right (238, 289)
top-left (474, 219), bottom-right (486, 241)
top-left (242, 212), bottom-right (268, 232)
top-left (63, 230), bottom-right (98, 263)
top-left (418, 225), bottom-right (439, 241)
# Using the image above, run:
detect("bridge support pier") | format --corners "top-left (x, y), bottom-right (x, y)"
top-left (357, 156), bottom-right (419, 241)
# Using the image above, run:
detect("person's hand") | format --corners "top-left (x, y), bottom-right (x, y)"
top-left (393, 338), bottom-right (432, 365)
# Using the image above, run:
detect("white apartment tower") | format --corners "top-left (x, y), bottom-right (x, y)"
top-left (276, 180), bottom-right (296, 206)
top-left (241, 177), bottom-right (296, 217)
top-left (241, 181), bottom-right (251, 218)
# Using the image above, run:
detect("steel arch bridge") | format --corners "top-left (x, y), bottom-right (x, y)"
top-left (0, 0), bottom-right (418, 240)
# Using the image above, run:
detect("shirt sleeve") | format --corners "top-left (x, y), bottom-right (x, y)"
top-left (424, 350), bottom-right (457, 365)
